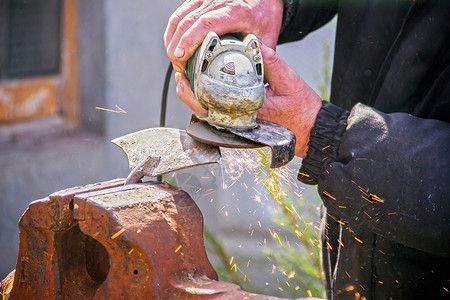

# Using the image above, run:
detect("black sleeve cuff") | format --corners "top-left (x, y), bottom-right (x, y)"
top-left (298, 101), bottom-right (349, 184)
top-left (280, 0), bottom-right (296, 38)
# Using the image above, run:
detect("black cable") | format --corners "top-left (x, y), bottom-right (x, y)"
top-left (157, 62), bottom-right (174, 182)
top-left (160, 62), bottom-right (174, 127)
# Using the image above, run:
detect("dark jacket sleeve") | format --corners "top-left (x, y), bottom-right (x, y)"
top-left (278, 0), bottom-right (338, 44)
top-left (299, 101), bottom-right (450, 257)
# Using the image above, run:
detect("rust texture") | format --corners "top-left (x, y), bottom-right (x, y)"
top-left (1, 179), bottom-right (290, 299)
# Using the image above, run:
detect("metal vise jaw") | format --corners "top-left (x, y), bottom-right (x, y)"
top-left (2, 180), bottom-right (291, 299)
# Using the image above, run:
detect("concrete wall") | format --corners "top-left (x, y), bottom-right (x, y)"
top-left (0, 0), bottom-right (336, 297)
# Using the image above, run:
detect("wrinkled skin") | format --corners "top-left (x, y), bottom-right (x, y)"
top-left (164, 0), bottom-right (284, 72)
top-left (164, 0), bottom-right (322, 158)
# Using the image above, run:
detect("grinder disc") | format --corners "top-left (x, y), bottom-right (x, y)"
top-left (186, 121), bottom-right (263, 148)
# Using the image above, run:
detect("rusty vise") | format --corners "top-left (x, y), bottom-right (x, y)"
top-left (1, 179), bottom-right (292, 299)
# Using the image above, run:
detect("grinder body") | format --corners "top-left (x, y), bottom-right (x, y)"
top-left (185, 32), bottom-right (265, 130)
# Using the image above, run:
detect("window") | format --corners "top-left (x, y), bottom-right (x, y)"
top-left (0, 0), bottom-right (78, 136)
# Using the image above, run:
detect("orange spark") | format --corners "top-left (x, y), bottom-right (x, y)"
top-left (370, 193), bottom-right (385, 203)
top-left (230, 263), bottom-right (237, 272)
top-left (323, 190), bottom-right (336, 200)
top-left (111, 228), bottom-right (125, 239)
top-left (354, 236), bottom-right (363, 244)
top-left (337, 219), bottom-right (346, 226)
top-left (174, 245), bottom-right (182, 253)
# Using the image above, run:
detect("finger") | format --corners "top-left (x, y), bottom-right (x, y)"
top-left (164, 0), bottom-right (201, 49)
top-left (175, 72), bottom-right (207, 114)
top-left (168, 8), bottom-right (242, 72)
top-left (166, 4), bottom-right (213, 71)
top-left (175, 8), bottom-right (244, 57)
top-left (260, 42), bottom-right (300, 95)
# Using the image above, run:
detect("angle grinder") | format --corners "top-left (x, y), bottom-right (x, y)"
top-left (185, 32), bottom-right (296, 168)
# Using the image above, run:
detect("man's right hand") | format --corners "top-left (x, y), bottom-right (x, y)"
top-left (163, 0), bottom-right (284, 73)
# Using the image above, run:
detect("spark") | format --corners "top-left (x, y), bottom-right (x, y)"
top-left (388, 212), bottom-right (397, 215)
top-left (128, 248), bottom-right (134, 255)
top-left (345, 285), bottom-right (354, 291)
top-left (287, 270), bottom-right (295, 279)
top-left (354, 236), bottom-right (363, 244)
top-left (370, 193), bottom-right (384, 203)
top-left (111, 228), bottom-right (125, 239)
top-left (174, 245), bottom-right (182, 253)
top-left (230, 263), bottom-right (237, 272)
top-left (229, 256), bottom-right (234, 265)
top-left (271, 264), bottom-right (277, 274)
top-left (323, 190), bottom-right (336, 200)
top-left (307, 290), bottom-right (312, 297)
top-left (443, 287), bottom-right (449, 292)
top-left (321, 145), bottom-right (331, 150)
top-left (345, 272), bottom-right (351, 278)
top-left (337, 219), bottom-right (346, 226)
top-left (95, 105), bottom-right (127, 114)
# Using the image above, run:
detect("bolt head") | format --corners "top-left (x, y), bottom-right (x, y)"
top-left (205, 51), bottom-right (214, 60)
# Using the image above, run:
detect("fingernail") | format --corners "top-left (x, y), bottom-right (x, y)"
top-left (174, 47), bottom-right (185, 58)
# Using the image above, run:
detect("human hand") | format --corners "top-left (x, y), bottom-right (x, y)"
top-left (258, 43), bottom-right (322, 158)
top-left (174, 43), bottom-right (322, 159)
top-left (164, 0), bottom-right (284, 73)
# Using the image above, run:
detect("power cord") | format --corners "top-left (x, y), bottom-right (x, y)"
top-left (157, 62), bottom-right (174, 181)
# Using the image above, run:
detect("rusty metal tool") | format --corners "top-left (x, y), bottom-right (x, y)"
top-left (2, 179), bottom-right (293, 299)
top-left (112, 127), bottom-right (221, 184)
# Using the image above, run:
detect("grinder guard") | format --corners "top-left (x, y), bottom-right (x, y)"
top-left (186, 32), bottom-right (264, 130)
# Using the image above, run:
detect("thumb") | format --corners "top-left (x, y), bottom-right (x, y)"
top-left (175, 72), bottom-right (207, 114)
top-left (261, 42), bottom-right (303, 96)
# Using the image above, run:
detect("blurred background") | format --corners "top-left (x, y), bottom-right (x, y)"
top-left (0, 0), bottom-right (336, 298)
